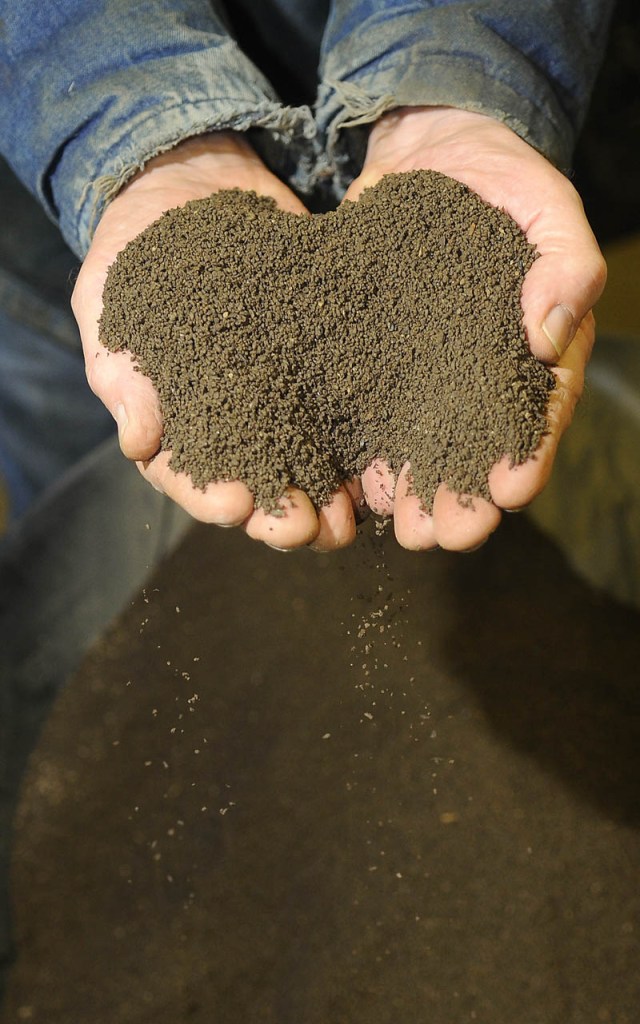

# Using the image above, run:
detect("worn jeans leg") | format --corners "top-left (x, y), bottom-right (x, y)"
top-left (0, 437), bottom-right (192, 1000)
top-left (0, 286), bottom-right (115, 525)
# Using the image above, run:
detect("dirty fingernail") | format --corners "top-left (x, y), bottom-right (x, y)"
top-left (542, 304), bottom-right (574, 358)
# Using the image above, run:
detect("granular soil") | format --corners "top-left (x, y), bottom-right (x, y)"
top-left (99, 170), bottom-right (555, 511)
top-left (5, 514), bottom-right (640, 1023)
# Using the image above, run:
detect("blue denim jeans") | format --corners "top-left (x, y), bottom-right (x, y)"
top-left (0, 293), bottom-right (114, 521)
top-left (0, 159), bottom-right (114, 522)
top-left (0, 1), bottom-right (613, 257)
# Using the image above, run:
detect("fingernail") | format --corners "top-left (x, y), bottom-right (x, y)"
top-left (542, 304), bottom-right (574, 358)
top-left (114, 402), bottom-right (128, 443)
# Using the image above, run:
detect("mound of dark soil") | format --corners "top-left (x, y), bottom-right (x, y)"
top-left (99, 171), bottom-right (554, 511)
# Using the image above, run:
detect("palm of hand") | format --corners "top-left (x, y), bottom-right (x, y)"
top-left (341, 107), bottom-right (604, 550)
top-left (72, 133), bottom-right (363, 552)
top-left (73, 114), bottom-right (604, 553)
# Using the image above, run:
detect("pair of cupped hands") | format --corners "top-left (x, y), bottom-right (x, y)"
top-left (72, 106), bottom-right (605, 553)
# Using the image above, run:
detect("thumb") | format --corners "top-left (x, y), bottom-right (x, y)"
top-left (520, 179), bottom-right (607, 363)
top-left (86, 347), bottom-right (164, 460)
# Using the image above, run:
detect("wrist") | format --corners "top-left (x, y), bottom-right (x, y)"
top-left (365, 105), bottom-right (520, 173)
top-left (121, 130), bottom-right (263, 198)
top-left (369, 104), bottom-right (475, 142)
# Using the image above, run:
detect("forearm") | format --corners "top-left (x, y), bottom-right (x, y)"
top-left (0, 0), bottom-right (312, 257)
top-left (318, 0), bottom-right (615, 185)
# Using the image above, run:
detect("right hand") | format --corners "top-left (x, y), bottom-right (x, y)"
top-left (72, 132), bottom-right (364, 552)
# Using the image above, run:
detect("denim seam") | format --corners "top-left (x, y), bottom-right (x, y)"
top-left (68, 97), bottom-right (316, 255)
top-left (318, 52), bottom-right (572, 186)
top-left (326, 53), bottom-right (567, 132)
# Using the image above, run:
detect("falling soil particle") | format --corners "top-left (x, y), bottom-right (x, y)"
top-left (99, 170), bottom-right (555, 512)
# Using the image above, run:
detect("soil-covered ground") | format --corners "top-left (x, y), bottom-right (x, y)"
top-left (4, 515), bottom-right (640, 1023)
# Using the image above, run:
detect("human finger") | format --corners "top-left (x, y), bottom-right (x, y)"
top-left (392, 463), bottom-right (439, 550)
top-left (308, 488), bottom-right (357, 551)
top-left (361, 459), bottom-right (396, 514)
top-left (518, 178), bottom-right (606, 362)
top-left (242, 487), bottom-right (320, 550)
top-left (343, 475), bottom-right (370, 523)
top-left (85, 349), bottom-right (164, 461)
top-left (137, 452), bottom-right (255, 524)
top-left (431, 484), bottom-right (502, 551)
top-left (488, 314), bottom-right (594, 509)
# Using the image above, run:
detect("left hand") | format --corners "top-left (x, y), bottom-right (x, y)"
top-left (343, 106), bottom-right (605, 551)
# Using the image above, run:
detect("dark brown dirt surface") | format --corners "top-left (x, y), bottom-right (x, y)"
top-left (99, 170), bottom-right (554, 511)
top-left (4, 515), bottom-right (640, 1024)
